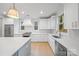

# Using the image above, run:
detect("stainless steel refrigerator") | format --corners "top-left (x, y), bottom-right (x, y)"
top-left (4, 24), bottom-right (14, 37)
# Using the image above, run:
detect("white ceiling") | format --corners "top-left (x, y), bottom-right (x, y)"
top-left (0, 3), bottom-right (64, 19)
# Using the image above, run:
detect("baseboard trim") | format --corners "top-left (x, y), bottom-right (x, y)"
top-left (31, 42), bottom-right (48, 43)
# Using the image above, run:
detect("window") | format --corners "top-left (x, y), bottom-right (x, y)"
top-left (34, 21), bottom-right (38, 30)
top-left (21, 26), bottom-right (24, 30)
top-left (59, 14), bottom-right (67, 32)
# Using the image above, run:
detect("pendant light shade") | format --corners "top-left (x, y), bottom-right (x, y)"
top-left (7, 3), bottom-right (19, 19)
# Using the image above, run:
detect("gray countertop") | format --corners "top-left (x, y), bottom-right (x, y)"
top-left (0, 37), bottom-right (31, 56)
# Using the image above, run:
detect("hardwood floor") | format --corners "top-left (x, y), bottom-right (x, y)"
top-left (31, 42), bottom-right (54, 56)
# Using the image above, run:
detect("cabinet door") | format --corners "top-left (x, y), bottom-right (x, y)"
top-left (48, 36), bottom-right (55, 54)
top-left (39, 19), bottom-right (48, 29)
top-left (50, 16), bottom-right (56, 29)
top-left (18, 40), bottom-right (31, 56)
top-left (51, 38), bottom-right (55, 54)
top-left (64, 4), bottom-right (78, 29)
top-left (48, 20), bottom-right (51, 29)
top-left (48, 37), bottom-right (52, 48)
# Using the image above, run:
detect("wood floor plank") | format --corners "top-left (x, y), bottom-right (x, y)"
top-left (31, 42), bottom-right (54, 56)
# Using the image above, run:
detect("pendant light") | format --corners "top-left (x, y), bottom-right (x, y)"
top-left (7, 3), bottom-right (19, 19)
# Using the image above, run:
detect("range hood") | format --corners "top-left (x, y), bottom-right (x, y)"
top-left (22, 19), bottom-right (33, 26)
top-left (22, 15), bottom-right (33, 26)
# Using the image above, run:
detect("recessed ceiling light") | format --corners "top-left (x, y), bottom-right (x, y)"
top-left (40, 10), bottom-right (43, 14)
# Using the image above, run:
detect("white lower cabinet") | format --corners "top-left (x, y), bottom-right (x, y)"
top-left (13, 40), bottom-right (31, 56)
top-left (31, 34), bottom-right (48, 42)
top-left (48, 35), bottom-right (55, 54)
top-left (48, 35), bottom-right (68, 56)
top-left (18, 40), bottom-right (31, 56)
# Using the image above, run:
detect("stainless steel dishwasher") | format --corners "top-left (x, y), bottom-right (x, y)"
top-left (55, 40), bottom-right (67, 56)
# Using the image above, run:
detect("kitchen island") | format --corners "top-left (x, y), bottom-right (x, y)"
top-left (0, 37), bottom-right (31, 56)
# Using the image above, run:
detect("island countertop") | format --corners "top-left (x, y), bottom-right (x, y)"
top-left (0, 37), bottom-right (31, 56)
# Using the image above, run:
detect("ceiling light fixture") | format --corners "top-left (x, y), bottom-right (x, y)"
top-left (7, 3), bottom-right (19, 19)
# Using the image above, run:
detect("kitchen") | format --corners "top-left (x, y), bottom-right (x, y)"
top-left (0, 3), bottom-right (79, 56)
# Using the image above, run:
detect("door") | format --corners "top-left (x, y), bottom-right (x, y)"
top-left (4, 24), bottom-right (14, 37)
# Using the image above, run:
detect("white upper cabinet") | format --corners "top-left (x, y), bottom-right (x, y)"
top-left (39, 19), bottom-right (48, 29)
top-left (50, 16), bottom-right (56, 29)
top-left (64, 4), bottom-right (79, 29)
top-left (39, 16), bottom-right (56, 29)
